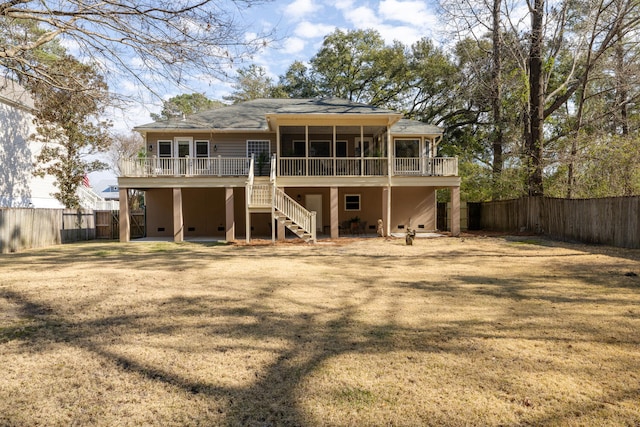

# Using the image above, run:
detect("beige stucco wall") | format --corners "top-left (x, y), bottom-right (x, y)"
top-left (145, 188), bottom-right (173, 237)
top-left (390, 187), bottom-right (436, 232)
top-left (145, 187), bottom-right (268, 239)
top-left (144, 185), bottom-right (437, 239)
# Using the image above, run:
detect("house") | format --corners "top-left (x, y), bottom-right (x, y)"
top-left (0, 77), bottom-right (64, 208)
top-left (93, 180), bottom-right (120, 201)
top-left (119, 98), bottom-right (460, 242)
top-left (0, 77), bottom-right (117, 211)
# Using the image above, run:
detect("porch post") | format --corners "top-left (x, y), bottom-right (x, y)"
top-left (330, 186), bottom-right (339, 239)
top-left (173, 187), bottom-right (184, 242)
top-left (277, 186), bottom-right (285, 241)
top-left (451, 186), bottom-right (461, 237)
top-left (225, 187), bottom-right (235, 241)
top-left (119, 187), bottom-right (130, 242)
top-left (382, 186), bottom-right (390, 237)
top-left (245, 187), bottom-right (251, 243)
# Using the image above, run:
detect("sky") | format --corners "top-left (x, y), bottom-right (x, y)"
top-left (93, 0), bottom-right (443, 185)
top-left (106, 0), bottom-right (443, 132)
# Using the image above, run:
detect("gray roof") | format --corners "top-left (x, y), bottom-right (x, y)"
top-left (134, 98), bottom-right (441, 135)
top-left (392, 119), bottom-right (443, 136)
top-left (0, 77), bottom-right (35, 111)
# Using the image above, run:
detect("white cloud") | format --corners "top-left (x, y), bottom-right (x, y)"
top-left (283, 37), bottom-right (306, 54)
top-left (294, 21), bottom-right (337, 39)
top-left (341, 5), bottom-right (381, 29)
top-left (378, 0), bottom-right (435, 26)
top-left (284, 0), bottom-right (322, 20)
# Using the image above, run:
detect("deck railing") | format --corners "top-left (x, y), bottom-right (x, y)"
top-left (119, 156), bottom-right (249, 177)
top-left (393, 157), bottom-right (458, 176)
top-left (280, 157), bottom-right (390, 177)
top-left (119, 156), bottom-right (457, 178)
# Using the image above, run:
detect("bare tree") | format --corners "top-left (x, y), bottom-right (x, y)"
top-left (108, 132), bottom-right (144, 176)
top-left (0, 1), bottom-right (273, 96)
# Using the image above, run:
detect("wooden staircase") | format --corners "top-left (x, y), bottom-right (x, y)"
top-left (273, 211), bottom-right (314, 242)
top-left (246, 155), bottom-right (316, 243)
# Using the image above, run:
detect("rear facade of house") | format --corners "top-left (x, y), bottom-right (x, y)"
top-left (118, 98), bottom-right (461, 242)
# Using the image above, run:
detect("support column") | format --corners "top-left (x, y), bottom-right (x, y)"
top-left (277, 218), bottom-right (285, 241)
top-left (330, 186), bottom-right (339, 239)
top-left (451, 186), bottom-right (461, 237)
top-left (119, 188), bottom-right (130, 242)
top-left (383, 186), bottom-right (391, 237)
top-left (173, 187), bottom-right (184, 242)
top-left (225, 187), bottom-right (235, 241)
top-left (245, 187), bottom-right (251, 243)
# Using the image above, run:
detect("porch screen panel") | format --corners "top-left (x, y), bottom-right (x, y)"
top-left (394, 139), bottom-right (420, 174)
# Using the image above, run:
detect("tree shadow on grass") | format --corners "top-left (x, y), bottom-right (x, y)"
top-left (1, 249), bottom-right (640, 425)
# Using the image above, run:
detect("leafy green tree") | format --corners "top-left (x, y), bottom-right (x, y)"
top-left (223, 64), bottom-right (285, 104)
top-left (309, 29), bottom-right (409, 106)
top-left (277, 61), bottom-right (318, 98)
top-left (151, 93), bottom-right (223, 121)
top-left (30, 55), bottom-right (112, 208)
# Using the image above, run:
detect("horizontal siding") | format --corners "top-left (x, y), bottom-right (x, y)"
top-left (146, 132), bottom-right (275, 158)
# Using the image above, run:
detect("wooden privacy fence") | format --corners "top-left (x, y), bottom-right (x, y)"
top-left (0, 208), bottom-right (96, 253)
top-left (479, 196), bottom-right (640, 249)
top-left (95, 210), bottom-right (145, 240)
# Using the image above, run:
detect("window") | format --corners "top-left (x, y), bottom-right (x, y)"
top-left (158, 141), bottom-right (172, 157)
top-left (281, 140), bottom-right (305, 157)
top-left (345, 194), bottom-right (361, 211)
top-left (247, 140), bottom-right (271, 158)
top-left (395, 139), bottom-right (420, 157)
top-left (195, 140), bottom-right (209, 158)
top-left (309, 140), bottom-right (331, 157)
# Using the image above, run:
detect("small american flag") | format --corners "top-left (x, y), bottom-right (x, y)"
top-left (82, 174), bottom-right (90, 187)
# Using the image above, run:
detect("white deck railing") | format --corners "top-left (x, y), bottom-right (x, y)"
top-left (119, 156), bottom-right (457, 178)
top-left (393, 157), bottom-right (458, 176)
top-left (76, 185), bottom-right (120, 211)
top-left (273, 186), bottom-right (316, 242)
top-left (119, 156), bottom-right (250, 177)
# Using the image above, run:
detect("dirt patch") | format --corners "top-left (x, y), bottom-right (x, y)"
top-left (1, 236), bottom-right (639, 426)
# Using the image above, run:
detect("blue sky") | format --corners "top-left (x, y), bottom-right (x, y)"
top-left (106, 0), bottom-right (442, 132)
top-left (92, 0), bottom-right (442, 185)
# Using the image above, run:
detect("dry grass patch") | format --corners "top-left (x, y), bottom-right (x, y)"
top-left (1, 236), bottom-right (639, 426)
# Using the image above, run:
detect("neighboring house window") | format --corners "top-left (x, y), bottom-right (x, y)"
top-left (395, 139), bottom-right (420, 157)
top-left (158, 140), bottom-right (172, 157)
top-left (345, 194), bottom-right (361, 211)
top-left (247, 140), bottom-right (270, 158)
top-left (195, 140), bottom-right (209, 157)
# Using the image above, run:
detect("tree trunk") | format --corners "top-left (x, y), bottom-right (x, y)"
top-left (527, 0), bottom-right (545, 197)
top-left (491, 0), bottom-right (504, 199)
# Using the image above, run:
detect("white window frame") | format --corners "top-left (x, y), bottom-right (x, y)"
top-left (345, 194), bottom-right (361, 211)
top-left (195, 140), bottom-right (210, 158)
top-left (247, 140), bottom-right (271, 158)
top-left (158, 140), bottom-right (172, 157)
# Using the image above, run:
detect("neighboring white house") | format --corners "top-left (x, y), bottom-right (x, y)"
top-left (0, 77), bottom-right (64, 208)
top-left (1, 77), bottom-right (118, 210)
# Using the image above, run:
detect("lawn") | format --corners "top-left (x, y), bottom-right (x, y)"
top-left (1, 235), bottom-right (639, 426)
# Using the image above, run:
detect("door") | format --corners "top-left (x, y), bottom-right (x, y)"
top-left (305, 194), bottom-right (323, 233)
top-left (175, 138), bottom-right (192, 174)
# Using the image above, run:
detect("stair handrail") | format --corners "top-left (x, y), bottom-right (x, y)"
top-left (269, 154), bottom-right (277, 184)
top-left (246, 153), bottom-right (255, 205)
top-left (273, 186), bottom-right (316, 242)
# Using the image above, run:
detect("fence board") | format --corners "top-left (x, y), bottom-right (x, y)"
top-left (480, 196), bottom-right (640, 249)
